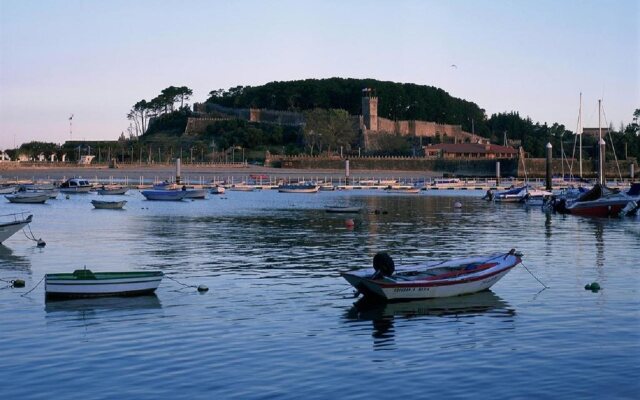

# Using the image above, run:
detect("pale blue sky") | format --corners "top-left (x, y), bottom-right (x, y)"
top-left (1, 0), bottom-right (638, 149)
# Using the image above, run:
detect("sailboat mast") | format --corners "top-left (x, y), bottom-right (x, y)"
top-left (598, 99), bottom-right (605, 186)
top-left (578, 93), bottom-right (582, 178)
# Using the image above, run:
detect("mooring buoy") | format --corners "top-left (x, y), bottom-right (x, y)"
top-left (37, 239), bottom-right (46, 247)
top-left (197, 284), bottom-right (209, 292)
top-left (12, 279), bottom-right (25, 288)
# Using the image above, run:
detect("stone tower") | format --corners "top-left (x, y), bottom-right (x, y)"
top-left (361, 88), bottom-right (378, 131)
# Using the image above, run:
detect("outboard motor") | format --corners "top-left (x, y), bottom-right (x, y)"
top-left (372, 252), bottom-right (395, 279)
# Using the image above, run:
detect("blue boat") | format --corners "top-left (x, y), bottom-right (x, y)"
top-left (141, 190), bottom-right (187, 201)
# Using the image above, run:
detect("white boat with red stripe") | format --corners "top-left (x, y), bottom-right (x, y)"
top-left (341, 249), bottom-right (522, 300)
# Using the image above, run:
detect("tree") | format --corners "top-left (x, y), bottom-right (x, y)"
top-left (303, 108), bottom-right (357, 155)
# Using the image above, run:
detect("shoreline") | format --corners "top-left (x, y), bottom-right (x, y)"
top-left (0, 163), bottom-right (443, 183)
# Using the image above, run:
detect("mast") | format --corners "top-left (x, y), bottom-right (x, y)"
top-left (598, 99), bottom-right (605, 186)
top-left (578, 93), bottom-right (582, 178)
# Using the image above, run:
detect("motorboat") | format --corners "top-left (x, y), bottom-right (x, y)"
top-left (210, 185), bottom-right (226, 194)
top-left (59, 178), bottom-right (92, 193)
top-left (45, 269), bottom-right (164, 299)
top-left (554, 184), bottom-right (636, 217)
top-left (97, 186), bottom-right (129, 195)
top-left (5, 192), bottom-right (48, 204)
top-left (493, 186), bottom-right (528, 203)
top-left (153, 181), bottom-right (206, 198)
top-left (278, 183), bottom-right (319, 193)
top-left (319, 184), bottom-right (335, 191)
top-left (0, 185), bottom-right (18, 194)
top-left (141, 190), bottom-right (187, 201)
top-left (0, 213), bottom-right (33, 244)
top-left (341, 249), bottom-right (521, 300)
top-left (91, 200), bottom-right (127, 209)
top-left (325, 206), bottom-right (362, 213)
top-left (522, 188), bottom-right (554, 206)
top-left (430, 178), bottom-right (464, 189)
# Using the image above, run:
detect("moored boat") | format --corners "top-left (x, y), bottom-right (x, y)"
top-left (278, 183), bottom-right (319, 193)
top-left (5, 193), bottom-right (49, 204)
top-left (560, 184), bottom-right (635, 217)
top-left (59, 178), bottom-right (92, 193)
top-left (210, 185), bottom-right (226, 194)
top-left (0, 213), bottom-right (33, 244)
top-left (493, 186), bottom-right (528, 203)
top-left (97, 186), bottom-right (129, 195)
top-left (341, 249), bottom-right (521, 300)
top-left (141, 190), bottom-right (187, 201)
top-left (45, 269), bottom-right (164, 299)
top-left (91, 200), bottom-right (127, 209)
top-left (0, 185), bottom-right (18, 194)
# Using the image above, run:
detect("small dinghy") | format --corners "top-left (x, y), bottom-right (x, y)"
top-left (5, 192), bottom-right (48, 204)
top-left (141, 190), bottom-right (187, 201)
top-left (97, 186), bottom-right (129, 195)
top-left (210, 185), bottom-right (226, 194)
top-left (91, 200), bottom-right (127, 209)
top-left (45, 269), bottom-right (164, 299)
top-left (341, 249), bottom-right (521, 300)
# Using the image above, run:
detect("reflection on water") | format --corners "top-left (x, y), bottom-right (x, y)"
top-left (45, 294), bottom-right (162, 314)
top-left (0, 190), bottom-right (638, 399)
top-left (0, 244), bottom-right (31, 271)
top-left (344, 291), bottom-right (515, 350)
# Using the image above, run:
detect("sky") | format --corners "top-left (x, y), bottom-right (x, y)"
top-left (0, 0), bottom-right (638, 149)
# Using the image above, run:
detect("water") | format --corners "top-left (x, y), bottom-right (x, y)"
top-left (0, 190), bottom-right (638, 399)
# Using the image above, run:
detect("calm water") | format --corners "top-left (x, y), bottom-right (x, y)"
top-left (0, 189), bottom-right (638, 399)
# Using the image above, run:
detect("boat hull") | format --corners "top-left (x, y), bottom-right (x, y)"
top-left (568, 202), bottom-right (629, 217)
top-left (91, 200), bottom-right (127, 209)
top-left (45, 272), bottom-right (163, 299)
top-left (183, 189), bottom-right (207, 199)
top-left (5, 194), bottom-right (48, 204)
top-left (97, 188), bottom-right (129, 195)
top-left (278, 186), bottom-right (319, 193)
top-left (341, 252), bottom-right (520, 300)
top-left (0, 215), bottom-right (32, 244)
top-left (60, 187), bottom-right (92, 193)
top-left (141, 190), bottom-right (187, 201)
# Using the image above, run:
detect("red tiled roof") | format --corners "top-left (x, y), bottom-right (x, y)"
top-left (427, 143), bottom-right (518, 154)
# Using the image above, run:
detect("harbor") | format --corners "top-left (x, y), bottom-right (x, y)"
top-left (0, 185), bottom-right (638, 398)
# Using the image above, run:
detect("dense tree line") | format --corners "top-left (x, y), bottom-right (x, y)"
top-left (207, 78), bottom-right (487, 135)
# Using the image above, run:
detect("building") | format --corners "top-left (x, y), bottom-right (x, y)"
top-left (360, 88), bottom-right (488, 150)
top-left (424, 143), bottom-right (518, 159)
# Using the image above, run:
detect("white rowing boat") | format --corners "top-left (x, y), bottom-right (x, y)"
top-left (341, 250), bottom-right (521, 300)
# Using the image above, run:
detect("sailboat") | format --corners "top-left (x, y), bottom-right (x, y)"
top-left (558, 100), bottom-right (636, 217)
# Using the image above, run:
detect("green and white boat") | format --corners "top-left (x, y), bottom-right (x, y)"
top-left (45, 269), bottom-right (164, 299)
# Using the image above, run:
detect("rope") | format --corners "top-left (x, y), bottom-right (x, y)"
top-left (21, 275), bottom-right (45, 297)
top-left (164, 275), bottom-right (198, 289)
top-left (601, 105), bottom-right (623, 181)
top-left (520, 261), bottom-right (549, 289)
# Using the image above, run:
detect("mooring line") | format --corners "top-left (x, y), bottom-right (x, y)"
top-left (21, 276), bottom-right (45, 297)
top-left (520, 261), bottom-right (549, 289)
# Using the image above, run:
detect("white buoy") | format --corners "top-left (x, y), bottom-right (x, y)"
top-left (453, 201), bottom-right (462, 209)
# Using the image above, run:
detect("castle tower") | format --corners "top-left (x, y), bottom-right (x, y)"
top-left (361, 88), bottom-right (378, 131)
